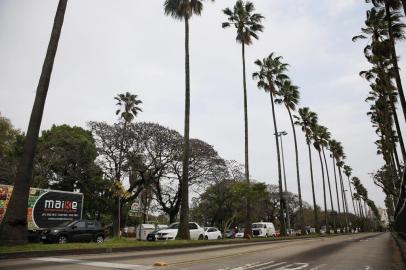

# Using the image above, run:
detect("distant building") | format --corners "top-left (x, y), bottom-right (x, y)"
top-left (378, 208), bottom-right (389, 228)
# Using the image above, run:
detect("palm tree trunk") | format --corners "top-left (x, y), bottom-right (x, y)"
top-left (177, 17), bottom-right (191, 240)
top-left (307, 142), bottom-right (319, 233)
top-left (241, 43), bottom-right (252, 238)
top-left (386, 4), bottom-right (406, 122)
top-left (280, 134), bottom-right (290, 231)
top-left (287, 108), bottom-right (305, 234)
top-left (347, 175), bottom-right (357, 217)
top-left (322, 147), bottom-right (335, 232)
top-left (338, 167), bottom-right (349, 231)
top-left (332, 156), bottom-right (342, 230)
top-left (0, 0), bottom-right (68, 243)
top-left (270, 92), bottom-right (286, 236)
top-left (390, 101), bottom-right (406, 161)
top-left (318, 150), bottom-right (328, 232)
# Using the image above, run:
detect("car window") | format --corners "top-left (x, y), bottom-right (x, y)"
top-left (208, 228), bottom-right (214, 232)
top-left (168, 223), bottom-right (179, 229)
top-left (87, 220), bottom-right (96, 228)
top-left (75, 221), bottom-right (86, 229)
top-left (188, 223), bottom-right (198, 230)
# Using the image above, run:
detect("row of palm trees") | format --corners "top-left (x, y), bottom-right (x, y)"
top-left (354, 0), bottom-right (406, 221)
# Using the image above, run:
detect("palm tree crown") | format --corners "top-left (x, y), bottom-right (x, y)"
top-left (115, 92), bottom-right (142, 122)
top-left (294, 107), bottom-right (318, 143)
top-left (222, 0), bottom-right (264, 45)
top-left (164, 0), bottom-right (213, 20)
top-left (275, 80), bottom-right (300, 111)
top-left (252, 53), bottom-right (289, 94)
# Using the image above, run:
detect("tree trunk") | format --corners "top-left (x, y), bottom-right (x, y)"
top-left (241, 43), bottom-right (252, 238)
top-left (390, 100), bottom-right (406, 161)
top-left (0, 0), bottom-right (68, 243)
top-left (386, 4), bottom-right (406, 123)
top-left (338, 166), bottom-right (349, 232)
top-left (318, 150), bottom-right (328, 232)
top-left (280, 134), bottom-right (290, 231)
top-left (270, 92), bottom-right (286, 236)
top-left (322, 147), bottom-right (335, 232)
top-left (307, 142), bottom-right (319, 233)
top-left (169, 211), bottom-right (177, 224)
top-left (402, 0), bottom-right (406, 17)
top-left (347, 175), bottom-right (357, 217)
top-left (177, 17), bottom-right (191, 240)
top-left (332, 156), bottom-right (342, 230)
top-left (287, 108), bottom-right (305, 234)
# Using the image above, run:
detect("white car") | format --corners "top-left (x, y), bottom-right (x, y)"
top-left (204, 227), bottom-right (222, 240)
top-left (252, 222), bottom-right (276, 237)
top-left (155, 222), bottom-right (204, 240)
top-left (234, 228), bottom-right (245, 238)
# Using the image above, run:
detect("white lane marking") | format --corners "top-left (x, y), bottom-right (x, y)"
top-left (309, 264), bottom-right (327, 270)
top-left (32, 257), bottom-right (152, 269)
top-left (255, 262), bottom-right (287, 270)
top-left (230, 261), bottom-right (275, 270)
top-left (273, 263), bottom-right (309, 270)
top-left (364, 266), bottom-right (372, 270)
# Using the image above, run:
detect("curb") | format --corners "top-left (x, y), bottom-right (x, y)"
top-left (0, 233), bottom-right (355, 260)
top-left (391, 232), bottom-right (406, 265)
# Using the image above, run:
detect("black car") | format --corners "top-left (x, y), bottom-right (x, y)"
top-left (41, 219), bottom-right (105, 244)
top-left (146, 229), bottom-right (160, 241)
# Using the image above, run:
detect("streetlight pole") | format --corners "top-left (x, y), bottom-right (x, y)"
top-left (277, 131), bottom-right (290, 232)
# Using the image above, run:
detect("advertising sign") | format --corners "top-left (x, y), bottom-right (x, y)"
top-left (0, 185), bottom-right (83, 229)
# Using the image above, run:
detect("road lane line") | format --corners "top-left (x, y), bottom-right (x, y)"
top-left (230, 261), bottom-right (276, 270)
top-left (272, 263), bottom-right (309, 270)
top-left (32, 257), bottom-right (152, 269)
top-left (309, 264), bottom-right (327, 270)
top-left (255, 262), bottom-right (286, 270)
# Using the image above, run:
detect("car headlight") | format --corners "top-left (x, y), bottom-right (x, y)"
top-left (51, 229), bottom-right (59, 233)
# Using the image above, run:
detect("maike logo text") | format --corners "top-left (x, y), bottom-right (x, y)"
top-left (44, 200), bottom-right (78, 210)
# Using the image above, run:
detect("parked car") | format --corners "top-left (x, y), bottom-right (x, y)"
top-left (155, 222), bottom-right (204, 240)
top-left (224, 229), bottom-right (234, 239)
top-left (252, 222), bottom-right (276, 237)
top-left (41, 219), bottom-right (105, 244)
top-left (234, 228), bottom-right (245, 238)
top-left (204, 227), bottom-right (222, 240)
top-left (146, 229), bottom-right (160, 241)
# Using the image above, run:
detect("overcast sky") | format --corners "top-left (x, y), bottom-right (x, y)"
top-left (1, 0), bottom-right (406, 210)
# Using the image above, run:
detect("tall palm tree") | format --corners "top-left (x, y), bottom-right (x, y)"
top-left (222, 0), bottom-right (264, 237)
top-left (253, 53), bottom-right (288, 236)
top-left (295, 107), bottom-right (320, 233)
top-left (318, 126), bottom-right (336, 232)
top-left (164, 0), bottom-right (214, 240)
top-left (114, 92), bottom-right (142, 237)
top-left (312, 124), bottom-right (329, 233)
top-left (343, 165), bottom-right (358, 216)
top-left (0, 0), bottom-right (68, 243)
top-left (329, 139), bottom-right (343, 231)
top-left (275, 80), bottom-right (305, 234)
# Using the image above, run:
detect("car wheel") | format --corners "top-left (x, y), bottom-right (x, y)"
top-left (96, 235), bottom-right (104, 244)
top-left (265, 233), bottom-right (269, 238)
top-left (217, 236), bottom-right (221, 240)
top-left (57, 235), bottom-right (67, 244)
top-left (204, 236), bottom-right (208, 240)
top-left (198, 234), bottom-right (204, 240)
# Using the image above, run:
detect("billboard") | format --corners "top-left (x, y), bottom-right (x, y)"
top-left (0, 185), bottom-right (83, 229)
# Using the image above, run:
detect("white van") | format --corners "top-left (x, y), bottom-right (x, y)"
top-left (252, 222), bottom-right (276, 237)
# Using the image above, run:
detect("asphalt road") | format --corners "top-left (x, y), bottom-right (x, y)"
top-left (0, 233), bottom-right (404, 270)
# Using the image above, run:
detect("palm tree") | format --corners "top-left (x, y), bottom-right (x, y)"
top-left (294, 107), bottom-right (320, 233)
top-left (253, 53), bottom-right (288, 236)
top-left (114, 92), bottom-right (142, 237)
top-left (222, 0), bottom-right (264, 237)
top-left (164, 0), bottom-right (214, 240)
top-left (0, 0), bottom-right (68, 243)
top-left (275, 80), bottom-right (305, 234)
top-left (312, 124), bottom-right (329, 233)
top-left (318, 126), bottom-right (336, 232)
top-left (343, 165), bottom-right (358, 216)
top-left (329, 139), bottom-right (343, 231)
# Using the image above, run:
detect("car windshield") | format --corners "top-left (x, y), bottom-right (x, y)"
top-left (252, 224), bottom-right (266, 228)
top-left (167, 223), bottom-right (179, 229)
top-left (58, 220), bottom-right (77, 227)
top-left (204, 227), bottom-right (211, 231)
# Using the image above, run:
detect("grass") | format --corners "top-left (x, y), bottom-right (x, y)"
top-left (0, 233), bottom-right (342, 254)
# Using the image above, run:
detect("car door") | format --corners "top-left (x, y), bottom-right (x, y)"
top-left (85, 220), bottom-right (98, 241)
top-left (71, 220), bottom-right (87, 242)
top-left (188, 223), bottom-right (199, 240)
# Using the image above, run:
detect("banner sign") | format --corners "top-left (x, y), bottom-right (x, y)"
top-left (0, 185), bottom-right (83, 229)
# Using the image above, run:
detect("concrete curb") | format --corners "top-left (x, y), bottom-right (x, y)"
top-left (0, 233), bottom-right (353, 260)
top-left (391, 232), bottom-right (406, 265)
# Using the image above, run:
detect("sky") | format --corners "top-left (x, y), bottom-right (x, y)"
top-left (1, 0), bottom-right (406, 210)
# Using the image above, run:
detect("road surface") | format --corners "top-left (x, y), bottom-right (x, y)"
top-left (0, 232), bottom-right (404, 270)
